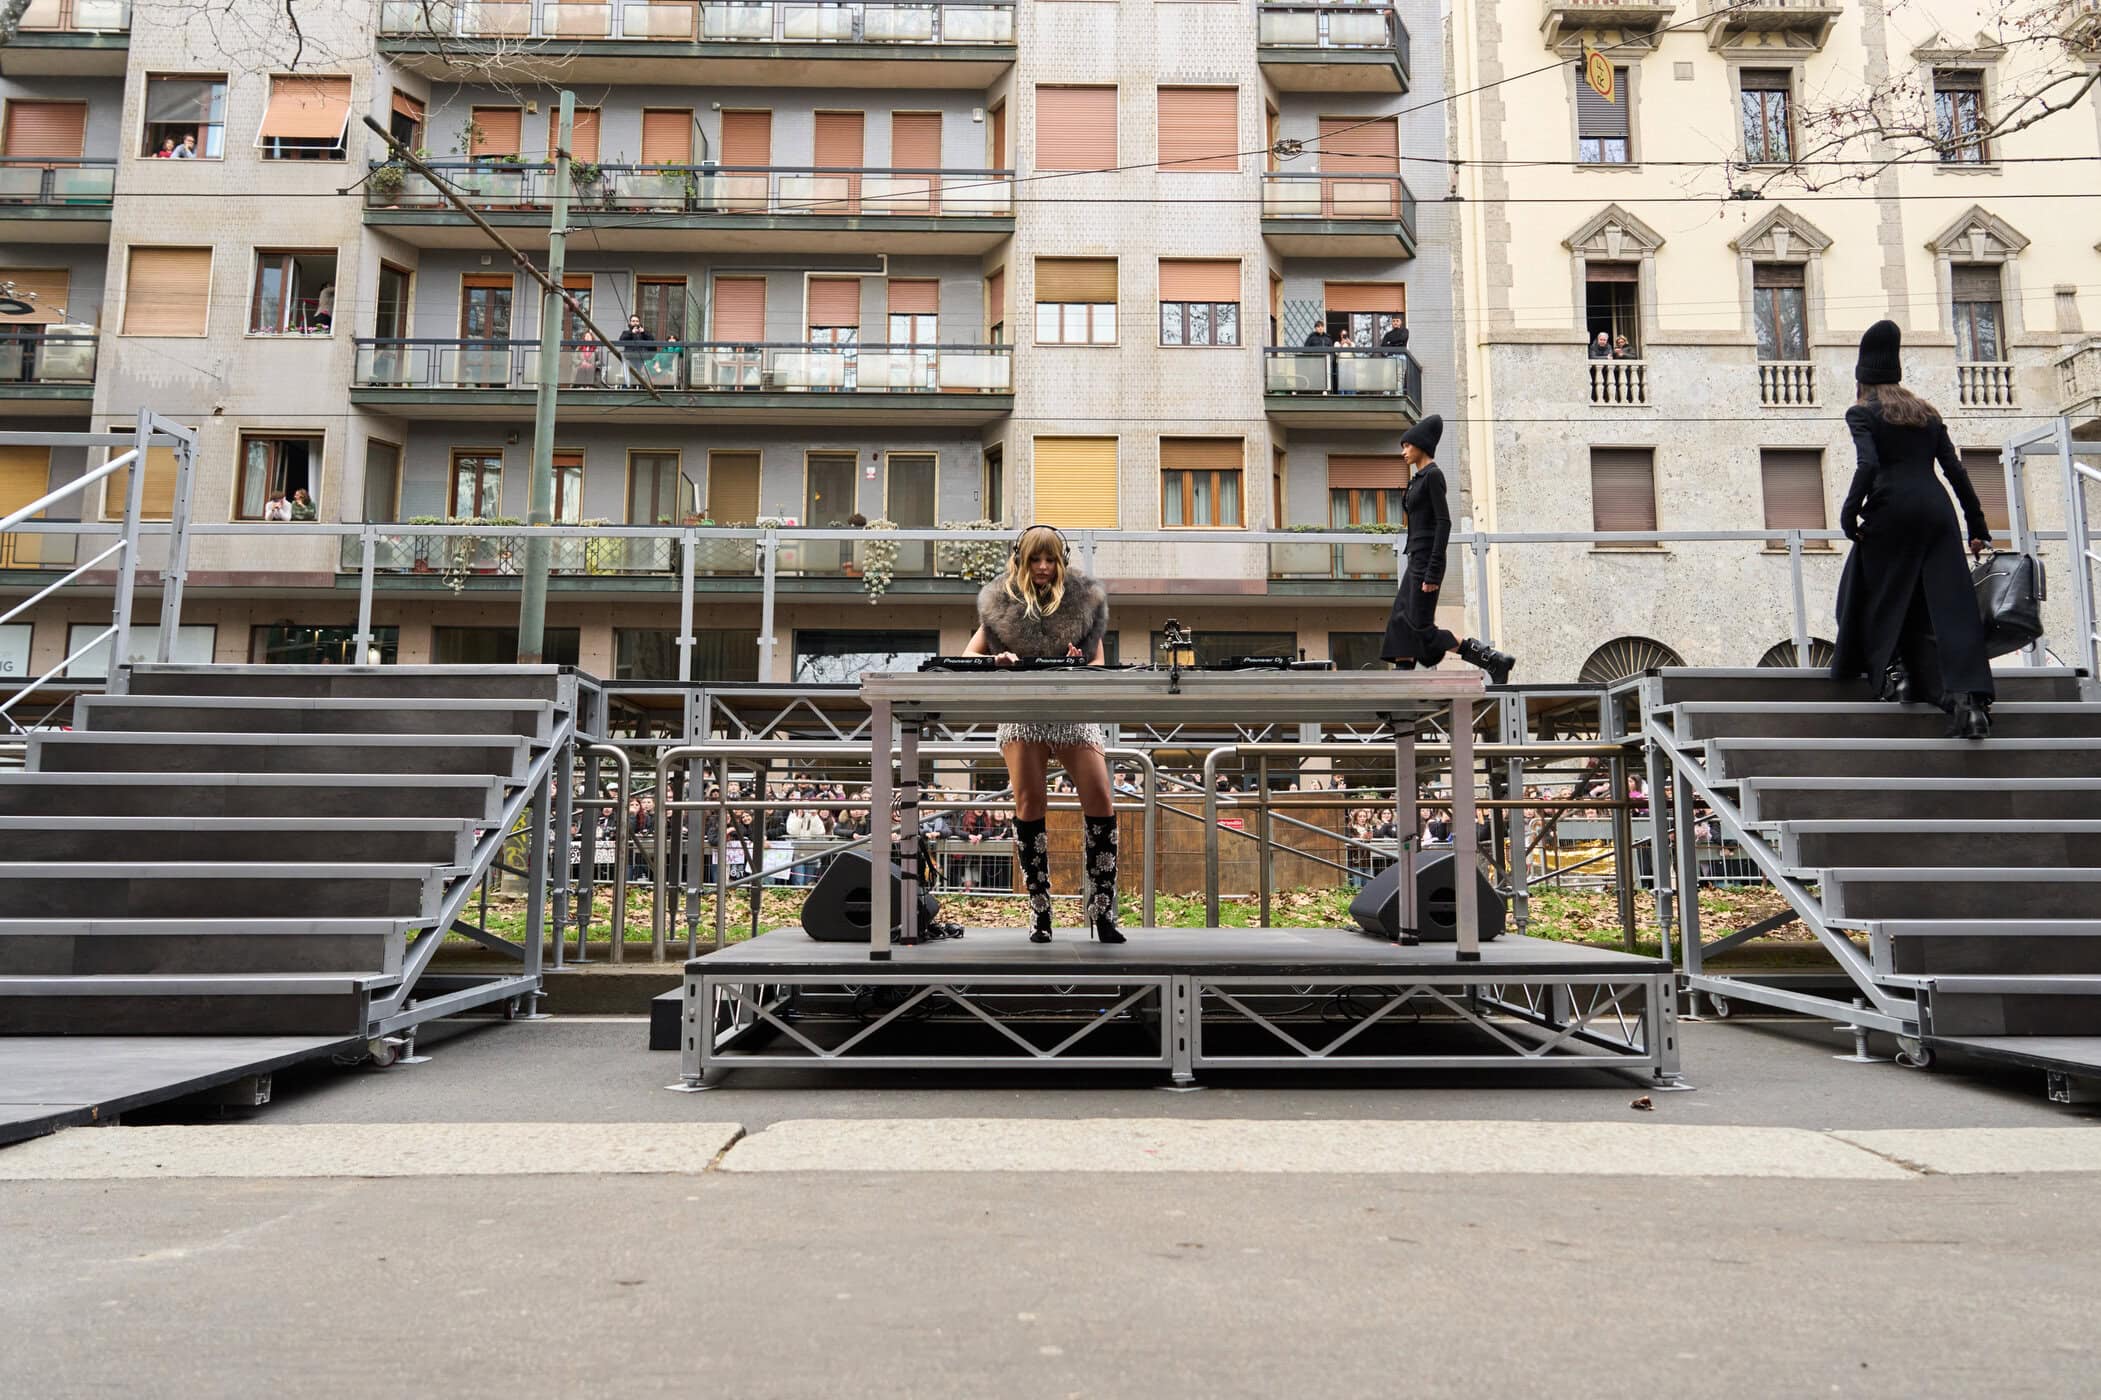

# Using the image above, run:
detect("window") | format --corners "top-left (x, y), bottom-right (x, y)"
top-left (1316, 116), bottom-right (1399, 216)
top-left (256, 75), bottom-right (351, 160)
top-left (236, 434), bottom-right (321, 520)
top-left (1157, 87), bottom-right (1237, 172)
top-left (142, 78), bottom-right (226, 159)
top-left (1759, 448), bottom-right (1827, 546)
top-left (1578, 66), bottom-right (1630, 165)
top-left (460, 274), bottom-right (513, 340)
top-left (1159, 260), bottom-right (1239, 346)
top-left (805, 451), bottom-right (855, 528)
top-left (1952, 264), bottom-right (2004, 361)
top-left (552, 450), bottom-right (583, 524)
top-left (888, 452), bottom-right (937, 573)
top-left (3, 99), bottom-right (85, 159)
top-left (121, 247), bottom-right (212, 337)
top-left (364, 439), bottom-right (400, 523)
top-left (628, 450), bottom-right (688, 524)
top-left (1035, 257), bottom-right (1117, 345)
top-left (376, 262), bottom-right (411, 339)
top-left (987, 267), bottom-right (1006, 343)
top-left (1740, 70), bottom-right (1794, 164)
top-left (548, 107), bottom-right (601, 163)
top-left (389, 90), bottom-right (424, 152)
top-left (706, 449), bottom-right (761, 525)
top-left (1160, 439), bottom-right (1244, 528)
top-left (1935, 70), bottom-right (1988, 164)
top-left (719, 109), bottom-right (770, 166)
top-left (1321, 282), bottom-right (1405, 344)
top-left (983, 443), bottom-right (1004, 524)
top-left (793, 629), bottom-right (940, 685)
top-left (99, 421), bottom-right (185, 521)
top-left (249, 250), bottom-right (337, 335)
top-left (1328, 458), bottom-right (1404, 579)
top-left (432, 627), bottom-right (580, 667)
top-left (1035, 86), bottom-right (1117, 172)
top-left (1584, 262), bottom-right (1640, 355)
top-left (615, 628), bottom-right (760, 682)
top-left (1590, 447), bottom-right (1658, 535)
top-left (469, 107), bottom-right (522, 160)
top-left (251, 625), bottom-right (399, 666)
top-left (641, 108), bottom-right (695, 166)
top-left (450, 450), bottom-right (504, 518)
top-left (636, 277), bottom-right (686, 340)
top-left (1751, 263), bottom-right (1807, 361)
top-left (1033, 436), bottom-right (1119, 528)
top-left (1961, 449), bottom-right (2011, 534)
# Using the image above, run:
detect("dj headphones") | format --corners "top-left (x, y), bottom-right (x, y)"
top-left (1010, 523), bottom-right (1070, 565)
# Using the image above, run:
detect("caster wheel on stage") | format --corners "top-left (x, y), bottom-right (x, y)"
top-left (1895, 1037), bottom-right (1936, 1070)
top-left (1707, 993), bottom-right (1732, 1019)
top-left (364, 1036), bottom-right (408, 1068)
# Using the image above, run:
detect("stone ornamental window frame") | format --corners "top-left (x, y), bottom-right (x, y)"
top-left (1724, 58), bottom-right (1808, 170)
top-left (1924, 204), bottom-right (2031, 350)
top-left (1729, 205), bottom-right (1834, 352)
top-left (1913, 37), bottom-right (2007, 178)
top-left (1564, 203), bottom-right (1666, 347)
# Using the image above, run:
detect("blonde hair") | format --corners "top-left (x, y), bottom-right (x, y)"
top-left (1857, 381), bottom-right (1940, 429)
top-left (1001, 525), bottom-right (1068, 621)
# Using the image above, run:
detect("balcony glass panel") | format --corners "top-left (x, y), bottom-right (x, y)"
top-left (379, 0), bottom-right (1013, 43)
top-left (353, 338), bottom-right (1010, 394)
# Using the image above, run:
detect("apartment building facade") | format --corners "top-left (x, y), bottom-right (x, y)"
top-left (0, 0), bottom-right (1459, 690)
top-left (1451, 0), bottom-right (2101, 682)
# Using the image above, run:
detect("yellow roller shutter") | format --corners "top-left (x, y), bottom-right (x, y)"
top-left (1034, 258), bottom-right (1116, 303)
top-left (0, 446), bottom-right (53, 566)
top-left (1032, 437), bottom-right (1118, 528)
top-left (121, 247), bottom-right (213, 337)
top-left (99, 428), bottom-right (181, 523)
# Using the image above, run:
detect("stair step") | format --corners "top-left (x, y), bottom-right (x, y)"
top-left (75, 695), bottom-right (555, 741)
top-left (0, 918), bottom-right (412, 975)
top-left (0, 973), bottom-right (386, 1036)
top-left (29, 731), bottom-right (531, 780)
top-left (0, 816), bottom-right (477, 866)
top-left (1870, 920), bottom-right (2101, 976)
top-left (1707, 738), bottom-right (2101, 781)
top-left (124, 663), bottom-right (570, 705)
top-left (1672, 701), bottom-right (2101, 742)
top-left (0, 773), bottom-right (505, 820)
top-left (0, 862), bottom-right (442, 920)
top-left (1823, 867), bottom-right (2101, 921)
top-left (1921, 979), bottom-right (2101, 1037)
top-left (1776, 821), bottom-right (2101, 872)
top-left (1655, 667), bottom-right (2087, 706)
top-left (1738, 778), bottom-right (2101, 824)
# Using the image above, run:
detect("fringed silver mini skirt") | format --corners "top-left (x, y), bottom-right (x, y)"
top-left (997, 721), bottom-right (1107, 750)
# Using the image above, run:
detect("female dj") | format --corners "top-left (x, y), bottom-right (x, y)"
top-left (962, 524), bottom-right (1123, 944)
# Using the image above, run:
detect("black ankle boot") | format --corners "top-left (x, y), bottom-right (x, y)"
top-left (1015, 817), bottom-right (1054, 942)
top-left (1946, 694), bottom-right (1992, 741)
top-left (1082, 814), bottom-right (1126, 944)
top-left (1878, 665), bottom-right (1915, 705)
top-left (1458, 638), bottom-right (1516, 686)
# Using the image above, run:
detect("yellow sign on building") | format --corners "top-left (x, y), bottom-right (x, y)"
top-left (1583, 48), bottom-right (1615, 103)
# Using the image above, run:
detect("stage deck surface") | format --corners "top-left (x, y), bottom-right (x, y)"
top-left (0, 1036), bottom-right (359, 1146)
top-left (693, 926), bottom-right (1670, 977)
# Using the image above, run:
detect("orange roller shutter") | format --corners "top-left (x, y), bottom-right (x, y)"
top-left (887, 279), bottom-right (938, 317)
top-left (1159, 260), bottom-right (1239, 303)
top-left (392, 91), bottom-right (425, 124)
top-left (259, 75), bottom-right (352, 142)
top-left (712, 277), bottom-right (766, 341)
top-left (471, 107), bottom-right (523, 158)
top-left (808, 278), bottom-right (861, 329)
top-left (986, 268), bottom-right (1005, 328)
top-left (1157, 88), bottom-right (1237, 173)
top-left (1327, 455), bottom-right (1405, 491)
top-left (121, 247), bottom-right (213, 337)
top-left (1035, 86), bottom-right (1116, 172)
top-left (1317, 116), bottom-right (1396, 170)
top-left (640, 109), bottom-right (693, 165)
top-left (890, 111), bottom-right (941, 170)
top-left (549, 107), bottom-right (601, 163)
top-left (99, 429), bottom-right (181, 523)
top-left (2, 100), bottom-right (87, 158)
top-left (719, 110), bottom-right (771, 166)
top-left (0, 267), bottom-right (69, 325)
top-left (0, 446), bottom-right (51, 515)
top-left (1323, 282), bottom-right (1405, 314)
top-left (814, 111), bottom-right (863, 168)
top-left (1032, 437), bottom-right (1119, 528)
top-left (1034, 258), bottom-right (1116, 303)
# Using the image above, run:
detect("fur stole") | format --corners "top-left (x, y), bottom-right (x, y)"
top-left (977, 569), bottom-right (1109, 660)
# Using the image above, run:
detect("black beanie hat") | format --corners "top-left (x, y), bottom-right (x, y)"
top-left (1855, 319), bottom-right (1902, 386)
top-left (1399, 413), bottom-right (1442, 456)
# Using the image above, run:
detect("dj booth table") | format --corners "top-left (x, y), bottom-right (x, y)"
top-left (674, 669), bottom-right (1683, 1089)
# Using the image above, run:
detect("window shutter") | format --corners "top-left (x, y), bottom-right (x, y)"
top-left (1035, 257), bottom-right (1116, 303)
top-left (1589, 448), bottom-right (1658, 533)
top-left (121, 247), bottom-right (213, 337)
top-left (712, 277), bottom-right (765, 340)
top-left (1576, 71), bottom-right (1628, 139)
top-left (813, 110), bottom-right (864, 168)
top-left (890, 111), bottom-right (941, 170)
top-left (1759, 449), bottom-right (1826, 531)
top-left (1160, 438), bottom-right (1243, 473)
top-left (706, 451), bottom-right (761, 525)
top-left (1322, 282), bottom-right (1405, 313)
top-left (1741, 69), bottom-right (1790, 92)
top-left (887, 278), bottom-right (938, 317)
top-left (1962, 449), bottom-right (2011, 532)
top-left (1035, 86), bottom-right (1117, 171)
top-left (1586, 261), bottom-right (1638, 284)
top-left (392, 90), bottom-right (425, 124)
top-left (1317, 116), bottom-right (1396, 171)
top-left (470, 106), bottom-right (522, 158)
top-left (1936, 68), bottom-right (1984, 91)
top-left (719, 109), bottom-right (771, 165)
top-left (641, 109), bottom-right (694, 165)
top-left (1752, 262), bottom-right (1805, 288)
top-left (1157, 87), bottom-right (1237, 172)
top-left (1327, 455), bottom-right (1404, 490)
top-left (0, 447), bottom-right (51, 521)
top-left (2, 100), bottom-right (87, 158)
top-left (0, 266), bottom-right (69, 325)
top-left (259, 75), bottom-right (352, 144)
top-left (807, 277), bottom-right (861, 329)
top-left (1032, 437), bottom-right (1119, 527)
top-left (549, 107), bottom-right (601, 163)
top-left (1952, 264), bottom-right (2002, 301)
top-left (99, 430), bottom-right (180, 522)
top-left (986, 267), bottom-right (1005, 328)
top-left (1159, 259), bottom-right (1239, 303)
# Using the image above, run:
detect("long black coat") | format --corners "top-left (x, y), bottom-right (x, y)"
top-left (1830, 401), bottom-right (1995, 703)
top-left (1380, 461), bottom-right (1459, 665)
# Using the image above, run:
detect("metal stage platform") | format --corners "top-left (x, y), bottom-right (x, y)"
top-left (675, 927), bottom-right (1680, 1088)
top-left (0, 1035), bottom-right (360, 1146)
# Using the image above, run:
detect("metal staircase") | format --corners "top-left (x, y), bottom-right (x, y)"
top-left (0, 664), bottom-right (579, 1044)
top-left (1641, 666), bottom-right (2101, 1102)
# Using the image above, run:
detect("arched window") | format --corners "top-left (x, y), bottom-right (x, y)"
top-left (1578, 636), bottom-right (1685, 685)
top-left (1758, 638), bottom-right (1835, 668)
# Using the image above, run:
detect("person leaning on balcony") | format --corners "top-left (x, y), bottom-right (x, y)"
top-left (618, 315), bottom-right (653, 386)
top-left (1377, 414), bottom-right (1516, 685)
top-left (263, 491), bottom-right (292, 522)
top-left (174, 134), bottom-right (198, 159)
top-left (1588, 331), bottom-right (1612, 359)
top-left (573, 329), bottom-right (604, 388)
top-left (1612, 335), bottom-right (1632, 360)
top-left (1830, 319), bottom-right (1997, 741)
top-left (1380, 315), bottom-right (1408, 351)
top-left (153, 138), bottom-right (176, 158)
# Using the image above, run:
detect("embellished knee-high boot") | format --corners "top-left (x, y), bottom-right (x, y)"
top-left (1082, 814), bottom-right (1126, 944)
top-left (1016, 816), bottom-right (1054, 943)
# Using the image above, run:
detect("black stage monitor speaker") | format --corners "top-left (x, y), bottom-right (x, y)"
top-left (802, 851), bottom-right (941, 942)
top-left (1349, 849), bottom-right (1506, 943)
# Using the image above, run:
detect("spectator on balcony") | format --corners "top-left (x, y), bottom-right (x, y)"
top-left (1380, 315), bottom-right (1409, 352)
top-left (153, 138), bottom-right (177, 159)
top-left (1588, 331), bottom-right (1613, 360)
top-left (263, 491), bottom-right (292, 522)
top-left (173, 134), bottom-right (199, 159)
top-left (1334, 328), bottom-right (1360, 394)
top-left (573, 330), bottom-right (605, 388)
top-left (618, 314), bottom-right (654, 386)
top-left (1612, 335), bottom-right (1632, 360)
top-left (289, 488), bottom-right (317, 521)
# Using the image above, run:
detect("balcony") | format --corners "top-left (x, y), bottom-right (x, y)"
top-left (1257, 4), bottom-right (1410, 93)
top-left (1588, 358), bottom-right (1650, 407)
top-left (1260, 171), bottom-right (1416, 256)
top-left (1757, 360), bottom-right (1817, 408)
top-left (2066, 0), bottom-right (2101, 48)
top-left (7, 0), bottom-right (129, 74)
top-left (1956, 360), bottom-right (2018, 411)
top-left (2057, 337), bottom-right (2101, 438)
top-left (1263, 347), bottom-right (1423, 427)
top-left (0, 332), bottom-right (97, 414)
top-left (1539, 0), bottom-right (1678, 48)
top-left (0, 158), bottom-right (116, 242)
top-left (1267, 533), bottom-right (1400, 584)
top-left (335, 528), bottom-right (975, 589)
top-left (376, 0), bottom-right (1016, 85)
top-left (366, 161), bottom-right (1015, 254)
top-left (1701, 0), bottom-right (1842, 52)
top-left (351, 338), bottom-right (1014, 426)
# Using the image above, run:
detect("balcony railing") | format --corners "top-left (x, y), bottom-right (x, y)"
top-left (333, 528), bottom-right (960, 580)
top-left (2066, 0), bottom-right (2100, 46)
top-left (0, 333), bottom-right (97, 386)
top-left (1957, 360), bottom-right (2018, 410)
top-left (0, 157), bottom-right (116, 207)
top-left (378, 0), bottom-right (1015, 44)
top-left (353, 338), bottom-right (1013, 394)
top-left (371, 161), bottom-right (1014, 219)
top-left (1262, 170), bottom-right (1415, 230)
top-left (17, 0), bottom-right (130, 31)
top-left (1264, 346), bottom-right (1422, 404)
top-left (1757, 360), bottom-right (1816, 407)
top-left (1589, 358), bottom-right (1650, 406)
top-left (2057, 337), bottom-right (2101, 417)
top-left (1257, 3), bottom-right (1409, 67)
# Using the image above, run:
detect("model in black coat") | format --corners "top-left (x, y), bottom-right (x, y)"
top-left (1375, 415), bottom-right (1515, 683)
top-left (1830, 321), bottom-right (1995, 738)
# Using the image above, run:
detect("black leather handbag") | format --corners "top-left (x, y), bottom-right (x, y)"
top-left (1972, 550), bottom-right (2046, 658)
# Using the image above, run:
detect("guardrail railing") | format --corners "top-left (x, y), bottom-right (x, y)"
top-left (353, 337), bottom-right (1012, 394)
top-left (1261, 169), bottom-right (1416, 234)
top-left (379, 0), bottom-right (1015, 44)
top-left (1263, 345), bottom-right (1422, 402)
top-left (0, 333), bottom-right (97, 386)
top-left (369, 160), bottom-right (1015, 218)
top-left (0, 157), bottom-right (116, 207)
top-left (17, 0), bottom-right (130, 32)
top-left (1257, 2), bottom-right (1409, 75)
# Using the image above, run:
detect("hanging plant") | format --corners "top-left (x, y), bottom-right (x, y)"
top-left (935, 519), bottom-right (1008, 582)
top-left (861, 517), bottom-right (900, 604)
